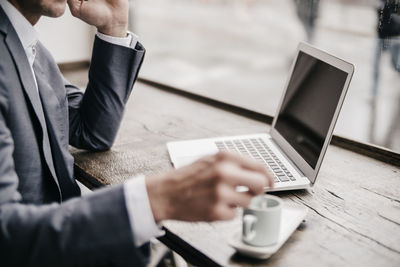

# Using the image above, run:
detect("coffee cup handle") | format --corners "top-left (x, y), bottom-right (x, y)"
top-left (243, 214), bottom-right (257, 243)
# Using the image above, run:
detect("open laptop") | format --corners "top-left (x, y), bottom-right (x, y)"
top-left (167, 43), bottom-right (354, 191)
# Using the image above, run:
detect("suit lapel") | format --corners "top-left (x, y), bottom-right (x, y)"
top-left (5, 34), bottom-right (48, 132)
top-left (0, 7), bottom-right (46, 132)
top-left (1, 9), bottom-right (62, 197)
top-left (1, 7), bottom-right (47, 143)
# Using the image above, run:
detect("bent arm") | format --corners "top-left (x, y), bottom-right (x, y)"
top-left (68, 36), bottom-right (145, 151)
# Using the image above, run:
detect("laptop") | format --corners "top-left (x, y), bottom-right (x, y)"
top-left (167, 43), bottom-right (354, 192)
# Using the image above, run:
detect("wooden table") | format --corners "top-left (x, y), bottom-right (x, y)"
top-left (71, 82), bottom-right (400, 267)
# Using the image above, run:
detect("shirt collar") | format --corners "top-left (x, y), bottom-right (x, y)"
top-left (0, 0), bottom-right (38, 50)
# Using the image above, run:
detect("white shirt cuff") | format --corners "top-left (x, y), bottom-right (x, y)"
top-left (124, 175), bottom-right (165, 247)
top-left (96, 31), bottom-right (138, 49)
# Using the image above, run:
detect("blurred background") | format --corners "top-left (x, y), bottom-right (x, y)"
top-left (36, 0), bottom-right (400, 153)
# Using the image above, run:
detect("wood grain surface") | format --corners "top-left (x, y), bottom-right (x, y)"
top-left (71, 82), bottom-right (400, 267)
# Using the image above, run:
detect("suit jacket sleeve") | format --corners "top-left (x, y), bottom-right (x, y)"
top-left (0, 110), bottom-right (148, 267)
top-left (68, 36), bottom-right (145, 151)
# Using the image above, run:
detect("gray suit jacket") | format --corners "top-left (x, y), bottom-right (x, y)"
top-left (0, 7), bottom-right (147, 267)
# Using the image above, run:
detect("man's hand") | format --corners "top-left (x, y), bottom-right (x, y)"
top-left (146, 152), bottom-right (274, 223)
top-left (67, 0), bottom-right (129, 37)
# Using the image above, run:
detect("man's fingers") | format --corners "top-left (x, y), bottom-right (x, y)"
top-left (214, 162), bottom-right (268, 195)
top-left (223, 187), bottom-right (254, 208)
top-left (211, 185), bottom-right (253, 220)
top-left (216, 151), bottom-right (274, 188)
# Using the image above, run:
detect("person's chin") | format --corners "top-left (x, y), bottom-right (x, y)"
top-left (41, 1), bottom-right (67, 18)
top-left (48, 6), bottom-right (66, 17)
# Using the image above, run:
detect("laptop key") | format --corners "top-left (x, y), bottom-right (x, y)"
top-left (219, 138), bottom-right (298, 184)
top-left (278, 175), bottom-right (290, 182)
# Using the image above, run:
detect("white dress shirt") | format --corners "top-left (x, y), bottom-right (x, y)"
top-left (0, 0), bottom-right (162, 247)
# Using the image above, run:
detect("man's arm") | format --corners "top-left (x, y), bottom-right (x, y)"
top-left (66, 0), bottom-right (144, 151)
top-left (67, 36), bottom-right (144, 150)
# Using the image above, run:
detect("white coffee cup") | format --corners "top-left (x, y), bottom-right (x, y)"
top-left (242, 194), bottom-right (282, 247)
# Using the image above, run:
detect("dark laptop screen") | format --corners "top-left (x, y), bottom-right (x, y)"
top-left (274, 51), bottom-right (348, 169)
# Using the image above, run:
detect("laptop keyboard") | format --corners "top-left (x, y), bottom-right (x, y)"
top-left (215, 138), bottom-right (295, 183)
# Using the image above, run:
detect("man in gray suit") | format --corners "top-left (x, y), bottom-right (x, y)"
top-left (0, 0), bottom-right (273, 266)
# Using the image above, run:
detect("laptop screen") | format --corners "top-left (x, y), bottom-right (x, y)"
top-left (274, 51), bottom-right (348, 169)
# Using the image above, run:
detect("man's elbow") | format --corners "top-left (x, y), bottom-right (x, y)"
top-left (89, 142), bottom-right (113, 152)
top-left (70, 133), bottom-right (115, 152)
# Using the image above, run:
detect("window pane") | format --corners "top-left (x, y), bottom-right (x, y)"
top-left (132, 0), bottom-right (400, 153)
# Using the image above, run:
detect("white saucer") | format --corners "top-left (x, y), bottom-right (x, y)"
top-left (228, 205), bottom-right (308, 259)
